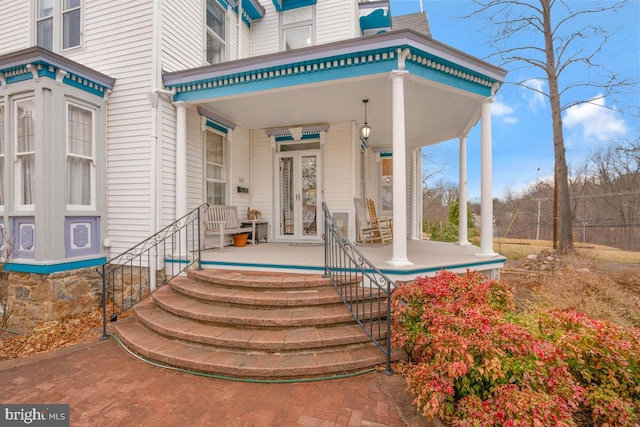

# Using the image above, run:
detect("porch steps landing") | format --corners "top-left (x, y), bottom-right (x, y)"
top-left (113, 269), bottom-right (404, 380)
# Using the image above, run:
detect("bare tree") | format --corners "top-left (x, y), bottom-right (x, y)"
top-left (468, 0), bottom-right (633, 253)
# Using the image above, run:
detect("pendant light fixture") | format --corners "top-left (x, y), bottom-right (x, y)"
top-left (360, 99), bottom-right (371, 141)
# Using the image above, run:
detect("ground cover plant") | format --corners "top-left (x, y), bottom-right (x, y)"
top-left (391, 269), bottom-right (640, 426)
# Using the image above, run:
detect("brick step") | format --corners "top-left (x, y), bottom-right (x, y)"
top-left (171, 276), bottom-right (385, 308)
top-left (187, 269), bottom-right (335, 289)
top-left (114, 318), bottom-right (401, 380)
top-left (152, 286), bottom-right (386, 328)
top-left (170, 276), bottom-right (343, 307)
top-left (134, 300), bottom-right (379, 351)
top-left (112, 269), bottom-right (400, 379)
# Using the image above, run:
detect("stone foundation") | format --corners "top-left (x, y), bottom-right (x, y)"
top-left (5, 267), bottom-right (103, 329)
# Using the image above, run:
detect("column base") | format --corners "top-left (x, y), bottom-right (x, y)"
top-left (457, 241), bottom-right (472, 247)
top-left (386, 258), bottom-right (415, 267)
top-left (475, 250), bottom-right (499, 258)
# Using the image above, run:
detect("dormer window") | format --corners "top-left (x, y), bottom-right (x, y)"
top-left (206, 0), bottom-right (226, 64)
top-left (281, 6), bottom-right (315, 51)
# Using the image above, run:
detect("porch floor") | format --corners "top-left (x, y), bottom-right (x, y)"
top-left (199, 239), bottom-right (506, 282)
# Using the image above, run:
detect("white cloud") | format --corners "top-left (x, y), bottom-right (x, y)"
top-left (521, 78), bottom-right (546, 111)
top-left (563, 95), bottom-right (628, 142)
top-left (492, 98), bottom-right (519, 124)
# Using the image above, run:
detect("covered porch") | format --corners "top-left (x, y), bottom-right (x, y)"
top-left (198, 239), bottom-right (505, 283)
top-left (163, 29), bottom-right (507, 270)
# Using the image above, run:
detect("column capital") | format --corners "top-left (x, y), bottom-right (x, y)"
top-left (173, 100), bottom-right (188, 109)
top-left (389, 69), bottom-right (409, 79)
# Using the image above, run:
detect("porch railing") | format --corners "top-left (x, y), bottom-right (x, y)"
top-left (322, 202), bottom-right (395, 374)
top-left (98, 204), bottom-right (206, 339)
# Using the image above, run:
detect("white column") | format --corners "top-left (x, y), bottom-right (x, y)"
top-left (387, 70), bottom-right (413, 267)
top-left (477, 100), bottom-right (497, 257)
top-left (175, 101), bottom-right (188, 219)
top-left (410, 149), bottom-right (421, 240)
top-left (458, 135), bottom-right (471, 246)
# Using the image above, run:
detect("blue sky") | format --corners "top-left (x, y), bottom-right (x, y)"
top-left (389, 0), bottom-right (640, 200)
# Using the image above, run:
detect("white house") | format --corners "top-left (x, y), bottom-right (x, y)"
top-left (0, 0), bottom-right (506, 325)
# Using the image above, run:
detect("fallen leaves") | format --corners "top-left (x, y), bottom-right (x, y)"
top-left (0, 307), bottom-right (104, 360)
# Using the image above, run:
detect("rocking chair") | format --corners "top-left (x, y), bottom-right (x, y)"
top-left (354, 197), bottom-right (392, 244)
top-left (366, 198), bottom-right (393, 238)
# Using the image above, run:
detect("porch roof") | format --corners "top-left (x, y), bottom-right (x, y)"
top-left (163, 29), bottom-right (507, 150)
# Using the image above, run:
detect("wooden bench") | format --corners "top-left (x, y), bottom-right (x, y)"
top-left (203, 205), bottom-right (253, 251)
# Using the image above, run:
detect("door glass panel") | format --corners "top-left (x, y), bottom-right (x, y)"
top-left (301, 155), bottom-right (317, 236)
top-left (279, 157), bottom-right (294, 235)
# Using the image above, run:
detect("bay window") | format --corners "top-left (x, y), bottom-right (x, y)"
top-left (15, 99), bottom-right (36, 208)
top-left (66, 102), bottom-right (94, 208)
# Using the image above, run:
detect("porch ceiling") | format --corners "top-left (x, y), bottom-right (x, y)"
top-left (193, 73), bottom-right (483, 150)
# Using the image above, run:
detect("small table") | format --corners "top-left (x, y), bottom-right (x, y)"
top-left (240, 220), bottom-right (268, 245)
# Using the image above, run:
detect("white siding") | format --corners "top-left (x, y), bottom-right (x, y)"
top-left (250, 130), bottom-right (274, 228)
top-left (186, 109), bottom-right (203, 209)
top-left (323, 121), bottom-right (355, 240)
top-left (316, 0), bottom-right (357, 45)
top-left (160, 99), bottom-right (177, 228)
top-left (0, 2), bottom-right (30, 54)
top-left (229, 126), bottom-right (251, 216)
top-left (162, 1), bottom-right (203, 71)
top-left (250, 1), bottom-right (279, 56)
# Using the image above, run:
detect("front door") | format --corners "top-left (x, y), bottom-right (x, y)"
top-left (276, 150), bottom-right (321, 240)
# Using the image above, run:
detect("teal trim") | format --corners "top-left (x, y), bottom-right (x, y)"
top-left (205, 118), bottom-right (229, 134)
top-left (359, 8), bottom-right (391, 32)
top-left (405, 58), bottom-right (492, 97)
top-left (169, 45), bottom-right (498, 102)
top-left (377, 258), bottom-right (505, 276)
top-left (217, 0), bottom-right (230, 8)
top-left (272, 0), bottom-right (316, 12)
top-left (173, 58), bottom-right (395, 102)
top-left (4, 257), bottom-right (108, 274)
top-left (164, 258), bottom-right (505, 278)
top-left (275, 135), bottom-right (294, 142)
top-left (239, 0), bottom-right (265, 21)
top-left (1, 62), bottom-right (109, 98)
top-left (301, 132), bottom-right (320, 140)
top-left (379, 151), bottom-right (392, 157)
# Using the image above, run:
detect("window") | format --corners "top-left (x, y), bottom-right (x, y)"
top-left (281, 6), bottom-right (314, 51)
top-left (36, 0), bottom-right (54, 50)
top-left (63, 0), bottom-right (81, 49)
top-left (15, 99), bottom-right (36, 207)
top-left (0, 104), bottom-right (4, 207)
top-left (284, 26), bottom-right (311, 51)
top-left (66, 103), bottom-right (94, 207)
top-left (206, 0), bottom-right (225, 64)
top-left (36, 0), bottom-right (82, 52)
top-left (204, 129), bottom-right (226, 205)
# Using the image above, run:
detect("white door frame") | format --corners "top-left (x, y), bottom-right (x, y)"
top-left (274, 149), bottom-right (323, 241)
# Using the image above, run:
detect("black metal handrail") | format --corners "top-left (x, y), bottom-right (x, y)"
top-left (98, 203), bottom-right (206, 339)
top-left (322, 202), bottom-right (395, 374)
